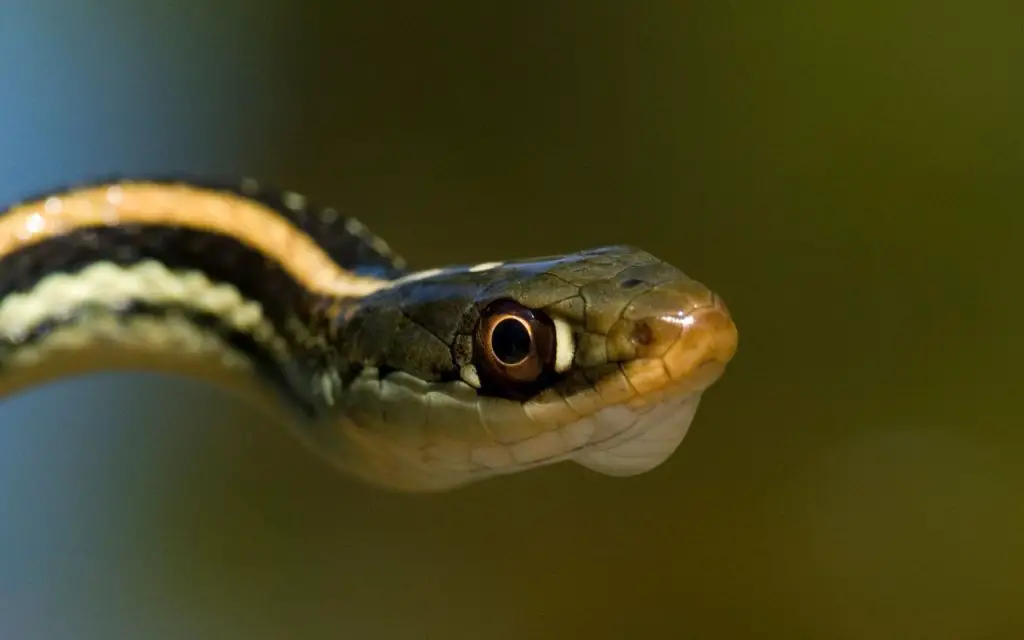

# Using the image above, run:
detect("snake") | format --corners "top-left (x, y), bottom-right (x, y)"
top-left (0, 176), bottom-right (738, 492)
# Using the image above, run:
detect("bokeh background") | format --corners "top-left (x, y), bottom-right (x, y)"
top-left (1, 1), bottom-right (1022, 638)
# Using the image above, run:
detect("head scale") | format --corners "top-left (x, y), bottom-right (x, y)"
top-left (301, 245), bottom-right (738, 492)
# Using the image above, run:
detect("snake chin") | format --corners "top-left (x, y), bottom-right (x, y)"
top-left (301, 352), bottom-right (724, 492)
top-left (568, 388), bottom-right (703, 477)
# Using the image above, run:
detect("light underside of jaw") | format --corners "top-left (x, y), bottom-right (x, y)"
top-left (567, 389), bottom-right (703, 475)
top-left (325, 358), bottom-right (720, 491)
top-left (519, 364), bottom-right (713, 477)
top-left (507, 376), bottom-right (706, 478)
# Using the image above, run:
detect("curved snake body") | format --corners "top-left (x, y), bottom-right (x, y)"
top-left (0, 177), bottom-right (738, 491)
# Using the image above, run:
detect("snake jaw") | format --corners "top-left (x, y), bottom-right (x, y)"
top-left (569, 391), bottom-right (703, 476)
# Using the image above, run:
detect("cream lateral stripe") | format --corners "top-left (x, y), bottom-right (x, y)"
top-left (0, 260), bottom-right (287, 357)
top-left (4, 312), bottom-right (254, 371)
top-left (0, 184), bottom-right (390, 299)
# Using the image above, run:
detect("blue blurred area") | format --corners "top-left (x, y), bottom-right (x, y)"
top-left (0, 2), bottom-right (294, 637)
top-left (0, 1), bottom-right (295, 187)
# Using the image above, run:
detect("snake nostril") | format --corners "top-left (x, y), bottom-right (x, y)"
top-left (620, 278), bottom-right (644, 289)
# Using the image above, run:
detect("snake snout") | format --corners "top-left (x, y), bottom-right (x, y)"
top-left (610, 279), bottom-right (738, 397)
top-left (569, 278), bottom-right (737, 479)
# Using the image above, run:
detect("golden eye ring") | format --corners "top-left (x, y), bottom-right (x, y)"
top-left (474, 300), bottom-right (555, 386)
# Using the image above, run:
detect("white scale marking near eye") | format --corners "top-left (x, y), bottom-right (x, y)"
top-left (551, 316), bottom-right (576, 373)
top-left (460, 364), bottom-right (482, 389)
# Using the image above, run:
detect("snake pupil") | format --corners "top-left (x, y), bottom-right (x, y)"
top-left (491, 317), bottom-right (532, 365)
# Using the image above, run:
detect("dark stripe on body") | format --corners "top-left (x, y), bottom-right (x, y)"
top-left (0, 301), bottom-right (316, 416)
top-left (0, 176), bottom-right (409, 413)
top-left (0, 224), bottom-right (326, 339)
top-left (0, 224), bottom-right (347, 413)
top-left (6, 175), bottom-right (408, 279)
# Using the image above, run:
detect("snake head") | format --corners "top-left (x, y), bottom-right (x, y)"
top-left (307, 245), bottom-right (738, 491)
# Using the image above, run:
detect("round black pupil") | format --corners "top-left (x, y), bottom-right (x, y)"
top-left (491, 318), bottom-right (532, 365)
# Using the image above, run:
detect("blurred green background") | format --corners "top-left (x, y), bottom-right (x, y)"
top-left (1, 1), bottom-right (1022, 638)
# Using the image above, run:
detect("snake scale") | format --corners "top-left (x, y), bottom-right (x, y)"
top-left (0, 177), bottom-right (738, 491)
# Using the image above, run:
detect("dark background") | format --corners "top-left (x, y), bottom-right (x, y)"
top-left (1, 1), bottom-right (1022, 638)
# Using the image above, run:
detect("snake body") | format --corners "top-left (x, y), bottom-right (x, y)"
top-left (0, 177), bottom-right (738, 491)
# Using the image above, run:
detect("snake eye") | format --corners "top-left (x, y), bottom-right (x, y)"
top-left (475, 300), bottom-right (556, 386)
top-left (491, 316), bottom-right (533, 365)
